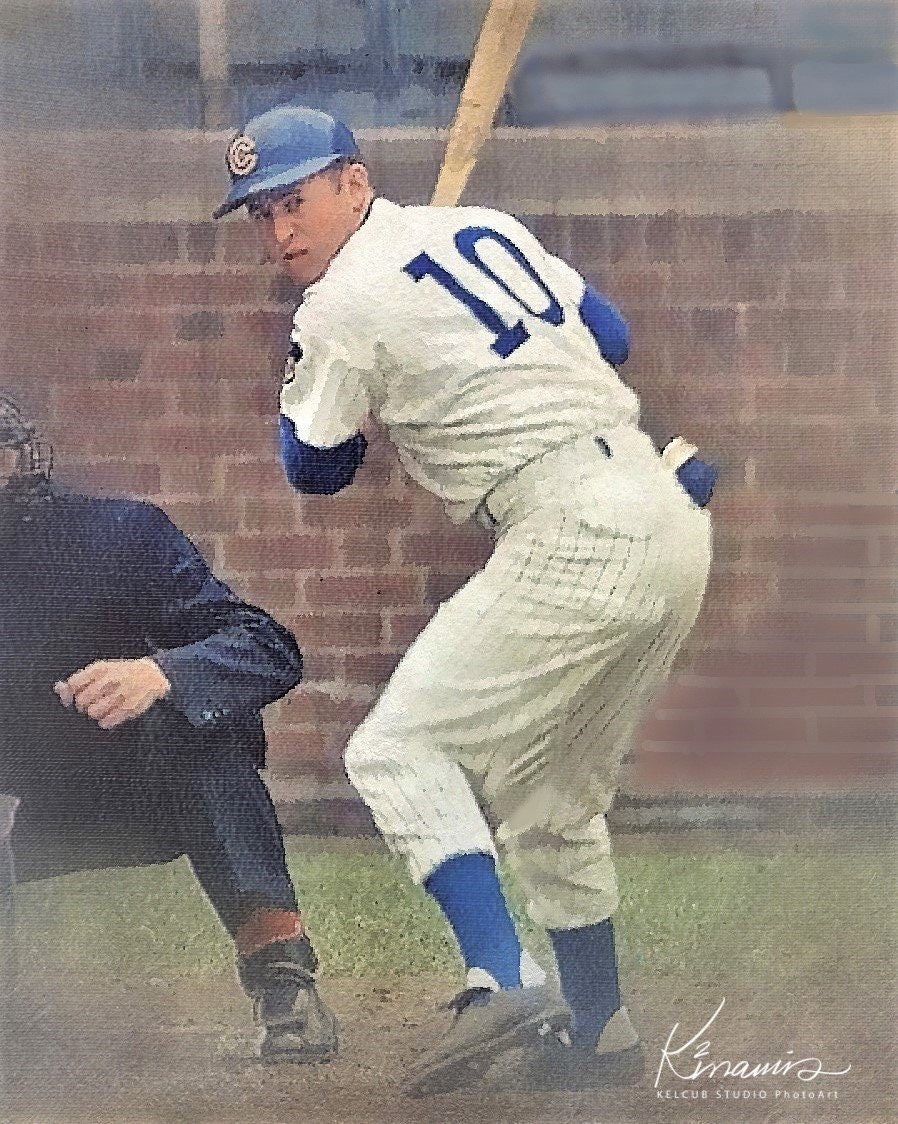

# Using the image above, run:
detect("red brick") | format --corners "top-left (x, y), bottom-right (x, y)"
top-left (277, 689), bottom-right (373, 728)
top-left (94, 348), bottom-right (144, 382)
top-left (176, 310), bottom-right (225, 341)
top-left (690, 650), bottom-right (808, 677)
top-left (789, 504), bottom-right (898, 530)
top-left (301, 494), bottom-right (414, 529)
top-left (606, 266), bottom-right (668, 307)
top-left (750, 684), bottom-right (866, 708)
top-left (189, 533), bottom-right (222, 564)
top-left (704, 571), bottom-right (770, 606)
top-left (828, 213), bottom-right (897, 264)
top-left (117, 223), bottom-right (180, 264)
top-left (385, 610), bottom-right (436, 645)
top-left (185, 223), bottom-right (218, 264)
top-left (777, 577), bottom-right (898, 604)
top-left (341, 532), bottom-right (392, 568)
top-left (56, 461), bottom-right (161, 497)
top-left (604, 215), bottom-right (646, 263)
top-left (224, 459), bottom-right (285, 492)
top-left (815, 652), bottom-right (898, 677)
top-left (226, 533), bottom-right (335, 572)
top-left (39, 222), bottom-right (120, 264)
top-left (655, 684), bottom-right (741, 710)
top-left (297, 649), bottom-right (341, 684)
top-left (162, 457), bottom-right (217, 496)
top-left (162, 500), bottom-right (240, 535)
top-left (638, 716), bottom-right (698, 743)
top-left (880, 537), bottom-right (898, 566)
top-left (751, 379), bottom-right (875, 417)
top-left (744, 536), bottom-right (870, 568)
top-left (643, 212), bottom-right (682, 262)
top-left (843, 262), bottom-right (898, 304)
top-left (0, 225), bottom-right (40, 264)
top-left (238, 576), bottom-right (297, 609)
top-left (241, 496), bottom-right (300, 532)
top-left (818, 716), bottom-right (898, 744)
top-left (343, 652), bottom-right (403, 686)
top-left (792, 213), bottom-right (832, 262)
top-left (400, 531), bottom-right (492, 568)
top-left (122, 421), bottom-right (272, 460)
top-left (263, 724), bottom-right (331, 762)
top-left (708, 490), bottom-right (779, 527)
top-left (424, 572), bottom-right (470, 604)
top-left (229, 309), bottom-right (292, 349)
top-left (176, 381), bottom-right (223, 418)
top-left (878, 614), bottom-right (898, 643)
top-left (690, 307), bottom-right (738, 351)
top-left (699, 711), bottom-right (808, 744)
top-left (743, 612), bottom-right (867, 645)
top-left (141, 271), bottom-right (272, 308)
top-left (626, 748), bottom-right (897, 797)
top-left (223, 381), bottom-right (279, 418)
top-left (678, 216), bottom-right (724, 260)
top-left (354, 445), bottom-right (395, 488)
top-left (669, 266), bottom-right (782, 306)
top-left (159, 342), bottom-right (282, 382)
top-left (566, 216), bottom-right (605, 275)
top-left (303, 573), bottom-right (420, 608)
top-left (292, 613), bottom-right (383, 648)
top-left (219, 223), bottom-right (268, 265)
top-left (786, 265), bottom-right (844, 304)
top-left (875, 685), bottom-right (898, 707)
top-left (51, 383), bottom-right (163, 427)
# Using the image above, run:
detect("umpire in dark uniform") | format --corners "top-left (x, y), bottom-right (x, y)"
top-left (0, 395), bottom-right (336, 1064)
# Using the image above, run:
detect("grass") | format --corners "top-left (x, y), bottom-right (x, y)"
top-left (10, 837), bottom-right (896, 992)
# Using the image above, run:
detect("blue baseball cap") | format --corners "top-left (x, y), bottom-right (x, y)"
top-left (213, 104), bottom-right (360, 219)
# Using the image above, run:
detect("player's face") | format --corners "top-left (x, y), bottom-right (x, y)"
top-left (248, 163), bottom-right (372, 286)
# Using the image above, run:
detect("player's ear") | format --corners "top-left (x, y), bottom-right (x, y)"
top-left (345, 162), bottom-right (371, 211)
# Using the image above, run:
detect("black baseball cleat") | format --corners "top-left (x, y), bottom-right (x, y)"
top-left (238, 935), bottom-right (338, 1064)
top-left (405, 984), bottom-right (555, 1097)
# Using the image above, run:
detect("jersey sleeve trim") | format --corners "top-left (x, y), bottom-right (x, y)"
top-left (278, 414), bottom-right (368, 494)
top-left (578, 285), bottom-right (630, 367)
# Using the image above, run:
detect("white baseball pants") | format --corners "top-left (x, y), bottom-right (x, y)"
top-left (344, 427), bottom-right (711, 929)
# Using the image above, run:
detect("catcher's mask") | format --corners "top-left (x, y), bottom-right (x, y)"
top-left (0, 394), bottom-right (53, 486)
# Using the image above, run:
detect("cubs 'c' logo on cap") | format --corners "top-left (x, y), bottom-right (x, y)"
top-left (227, 134), bottom-right (259, 177)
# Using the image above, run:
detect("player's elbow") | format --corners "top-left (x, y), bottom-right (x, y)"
top-left (278, 415), bottom-right (367, 495)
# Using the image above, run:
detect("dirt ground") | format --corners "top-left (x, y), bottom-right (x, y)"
top-left (3, 963), bottom-right (895, 1124)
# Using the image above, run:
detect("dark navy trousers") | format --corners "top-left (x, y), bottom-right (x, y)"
top-left (6, 745), bottom-right (297, 936)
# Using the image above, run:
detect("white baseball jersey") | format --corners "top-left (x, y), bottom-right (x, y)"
top-left (280, 197), bottom-right (640, 523)
top-left (278, 195), bottom-right (712, 931)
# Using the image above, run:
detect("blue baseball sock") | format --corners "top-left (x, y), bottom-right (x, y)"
top-left (549, 919), bottom-right (621, 1049)
top-left (424, 852), bottom-right (522, 989)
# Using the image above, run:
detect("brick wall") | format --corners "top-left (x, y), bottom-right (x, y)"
top-left (1, 120), bottom-right (895, 802)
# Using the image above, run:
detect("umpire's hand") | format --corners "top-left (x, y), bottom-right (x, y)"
top-left (54, 658), bottom-right (172, 731)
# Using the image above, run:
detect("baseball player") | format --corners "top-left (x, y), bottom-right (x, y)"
top-left (0, 395), bottom-right (336, 1066)
top-left (214, 105), bottom-right (715, 1094)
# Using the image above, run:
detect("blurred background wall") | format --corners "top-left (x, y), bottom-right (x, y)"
top-left (1, 0), bottom-right (896, 829)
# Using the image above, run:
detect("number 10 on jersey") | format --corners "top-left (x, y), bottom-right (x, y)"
top-left (403, 226), bottom-right (564, 359)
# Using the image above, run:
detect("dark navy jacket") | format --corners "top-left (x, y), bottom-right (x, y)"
top-left (0, 485), bottom-right (302, 797)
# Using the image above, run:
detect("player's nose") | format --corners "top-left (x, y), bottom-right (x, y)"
top-left (272, 211), bottom-right (294, 245)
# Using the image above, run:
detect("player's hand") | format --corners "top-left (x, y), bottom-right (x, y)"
top-left (54, 658), bottom-right (172, 731)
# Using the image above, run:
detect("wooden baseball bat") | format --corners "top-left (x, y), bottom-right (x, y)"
top-left (431, 0), bottom-right (539, 207)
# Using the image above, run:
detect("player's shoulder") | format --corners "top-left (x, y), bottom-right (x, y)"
top-left (39, 491), bottom-right (175, 560)
top-left (403, 201), bottom-right (529, 237)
